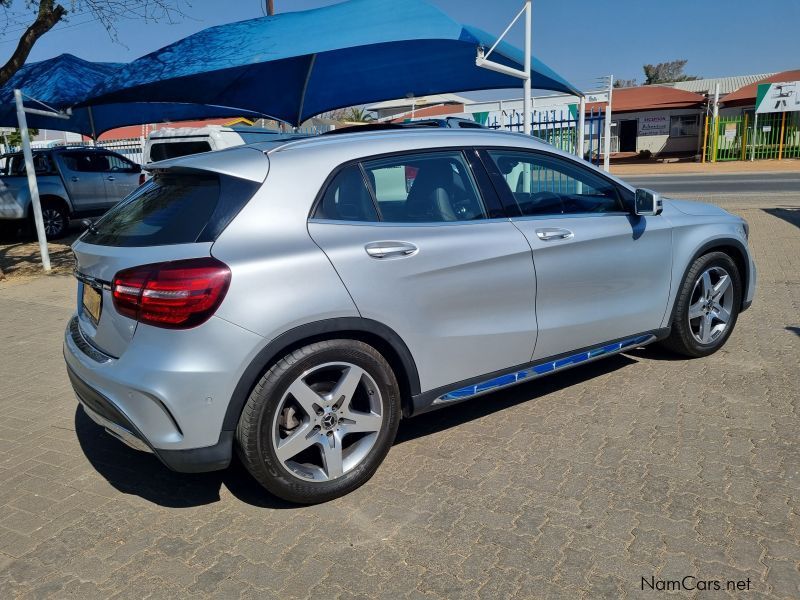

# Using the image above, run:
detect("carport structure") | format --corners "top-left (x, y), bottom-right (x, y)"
top-left (4, 0), bottom-right (580, 271)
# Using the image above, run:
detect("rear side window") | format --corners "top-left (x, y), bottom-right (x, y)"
top-left (80, 172), bottom-right (259, 247)
top-left (149, 141), bottom-right (212, 162)
top-left (362, 151), bottom-right (487, 222)
top-left (313, 165), bottom-right (378, 222)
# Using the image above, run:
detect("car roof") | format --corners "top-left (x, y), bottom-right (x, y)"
top-left (251, 128), bottom-right (552, 156)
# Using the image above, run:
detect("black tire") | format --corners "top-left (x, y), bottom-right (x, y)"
top-left (236, 339), bottom-right (401, 504)
top-left (661, 251), bottom-right (742, 357)
top-left (34, 199), bottom-right (69, 240)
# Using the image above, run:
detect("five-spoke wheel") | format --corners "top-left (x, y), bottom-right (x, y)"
top-left (236, 340), bottom-right (400, 504)
top-left (662, 251), bottom-right (742, 357)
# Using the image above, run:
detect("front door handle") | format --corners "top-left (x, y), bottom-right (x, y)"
top-left (535, 227), bottom-right (574, 241)
top-left (365, 241), bottom-right (418, 259)
top-left (70, 176), bottom-right (79, 182)
top-left (106, 176), bottom-right (115, 182)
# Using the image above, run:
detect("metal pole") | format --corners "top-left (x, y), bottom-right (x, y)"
top-left (577, 95), bottom-right (586, 158)
top-left (603, 75), bottom-right (613, 171)
top-left (14, 89), bottom-right (50, 272)
top-left (523, 0), bottom-right (532, 137)
top-left (710, 84), bottom-right (720, 163)
top-left (751, 113), bottom-right (757, 161)
top-left (87, 106), bottom-right (97, 145)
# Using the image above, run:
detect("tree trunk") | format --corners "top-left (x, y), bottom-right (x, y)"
top-left (0, 1), bottom-right (67, 88)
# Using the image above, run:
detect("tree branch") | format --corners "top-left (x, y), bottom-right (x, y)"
top-left (0, 0), bottom-right (66, 88)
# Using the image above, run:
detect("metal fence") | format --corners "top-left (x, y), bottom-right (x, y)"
top-left (704, 111), bottom-right (800, 162)
top-left (486, 107), bottom-right (606, 165)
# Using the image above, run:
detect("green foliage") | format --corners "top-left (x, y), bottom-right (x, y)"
top-left (4, 128), bottom-right (38, 147)
top-left (643, 60), bottom-right (698, 85)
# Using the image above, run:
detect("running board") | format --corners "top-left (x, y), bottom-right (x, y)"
top-left (432, 333), bottom-right (656, 405)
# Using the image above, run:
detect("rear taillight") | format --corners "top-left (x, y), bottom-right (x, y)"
top-left (138, 173), bottom-right (146, 186)
top-left (112, 258), bottom-right (231, 329)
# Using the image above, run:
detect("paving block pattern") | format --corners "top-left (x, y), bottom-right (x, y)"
top-left (0, 197), bottom-right (798, 599)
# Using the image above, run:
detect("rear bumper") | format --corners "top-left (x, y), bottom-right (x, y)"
top-left (63, 312), bottom-right (265, 472)
top-left (67, 361), bottom-right (233, 472)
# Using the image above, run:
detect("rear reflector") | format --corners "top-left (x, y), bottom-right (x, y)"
top-left (112, 258), bottom-right (231, 329)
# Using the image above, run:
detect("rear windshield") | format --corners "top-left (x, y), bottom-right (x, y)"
top-left (149, 141), bottom-right (212, 162)
top-left (80, 172), bottom-right (259, 247)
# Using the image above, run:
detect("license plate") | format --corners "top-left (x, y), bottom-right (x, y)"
top-left (82, 284), bottom-right (102, 325)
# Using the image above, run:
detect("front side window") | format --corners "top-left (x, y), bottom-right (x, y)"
top-left (362, 151), bottom-right (487, 223)
top-left (486, 150), bottom-right (623, 216)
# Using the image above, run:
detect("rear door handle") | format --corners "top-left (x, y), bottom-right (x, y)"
top-left (70, 176), bottom-right (79, 182)
top-left (106, 176), bottom-right (115, 182)
top-left (535, 227), bottom-right (574, 241)
top-left (365, 241), bottom-right (418, 259)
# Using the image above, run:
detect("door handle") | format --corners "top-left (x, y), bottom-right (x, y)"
top-left (106, 176), bottom-right (115, 181)
top-left (70, 176), bottom-right (79, 182)
top-left (365, 241), bottom-right (418, 259)
top-left (535, 228), bottom-right (574, 241)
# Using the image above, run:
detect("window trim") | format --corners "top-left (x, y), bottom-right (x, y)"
top-left (308, 146), bottom-right (505, 224)
top-left (476, 147), bottom-right (634, 217)
top-left (668, 114), bottom-right (700, 139)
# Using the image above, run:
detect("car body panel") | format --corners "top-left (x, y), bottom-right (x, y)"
top-left (60, 128), bottom-right (757, 472)
top-left (309, 219), bottom-right (537, 391)
top-left (511, 212), bottom-right (673, 360)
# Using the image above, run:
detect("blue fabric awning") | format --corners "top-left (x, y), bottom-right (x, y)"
top-left (82, 0), bottom-right (580, 126)
top-left (0, 54), bottom-right (268, 136)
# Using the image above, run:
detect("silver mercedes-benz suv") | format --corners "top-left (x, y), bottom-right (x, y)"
top-left (63, 128), bottom-right (756, 503)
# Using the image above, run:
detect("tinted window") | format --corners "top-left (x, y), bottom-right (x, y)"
top-left (59, 151), bottom-right (111, 173)
top-left (362, 151), bottom-right (487, 222)
top-left (487, 150), bottom-right (623, 216)
top-left (105, 153), bottom-right (139, 173)
top-left (313, 165), bottom-right (378, 222)
top-left (4, 153), bottom-right (53, 175)
top-left (80, 172), bottom-right (259, 247)
top-left (149, 141), bottom-right (213, 162)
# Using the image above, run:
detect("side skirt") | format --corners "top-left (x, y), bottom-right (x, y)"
top-left (410, 329), bottom-right (669, 416)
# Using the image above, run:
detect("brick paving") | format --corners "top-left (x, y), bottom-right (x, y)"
top-left (0, 196), bottom-right (798, 599)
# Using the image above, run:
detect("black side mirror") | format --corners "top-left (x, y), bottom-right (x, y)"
top-left (634, 188), bottom-right (662, 216)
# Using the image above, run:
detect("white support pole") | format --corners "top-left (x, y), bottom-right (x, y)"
top-left (577, 95), bottom-right (586, 158)
top-left (14, 89), bottom-right (50, 272)
top-left (522, 0), bottom-right (532, 137)
top-left (603, 75), bottom-right (613, 172)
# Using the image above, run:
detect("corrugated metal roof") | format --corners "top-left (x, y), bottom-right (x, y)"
top-left (663, 74), bottom-right (775, 96)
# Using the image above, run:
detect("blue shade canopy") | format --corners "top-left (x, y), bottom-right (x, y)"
top-left (0, 54), bottom-right (268, 136)
top-left (82, 0), bottom-right (580, 126)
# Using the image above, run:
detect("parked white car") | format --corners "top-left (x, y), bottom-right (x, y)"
top-left (144, 125), bottom-right (305, 163)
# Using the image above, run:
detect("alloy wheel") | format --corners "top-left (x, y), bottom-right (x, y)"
top-left (42, 208), bottom-right (64, 237)
top-left (688, 266), bottom-right (734, 345)
top-left (271, 362), bottom-right (384, 482)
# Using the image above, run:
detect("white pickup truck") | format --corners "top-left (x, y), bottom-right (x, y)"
top-left (0, 147), bottom-right (142, 239)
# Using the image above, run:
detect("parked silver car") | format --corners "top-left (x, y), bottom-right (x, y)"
top-left (0, 147), bottom-right (143, 239)
top-left (63, 129), bottom-right (756, 503)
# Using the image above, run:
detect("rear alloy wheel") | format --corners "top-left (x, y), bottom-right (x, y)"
top-left (236, 340), bottom-right (400, 504)
top-left (662, 252), bottom-right (742, 357)
top-left (37, 201), bottom-right (69, 240)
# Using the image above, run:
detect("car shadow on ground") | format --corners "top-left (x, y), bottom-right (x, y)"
top-left (786, 326), bottom-right (800, 337)
top-left (75, 353), bottom-right (639, 509)
top-left (763, 206), bottom-right (800, 230)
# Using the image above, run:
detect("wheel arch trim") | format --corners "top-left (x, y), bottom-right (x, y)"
top-left (221, 317), bottom-right (421, 431)
top-left (665, 236), bottom-right (750, 328)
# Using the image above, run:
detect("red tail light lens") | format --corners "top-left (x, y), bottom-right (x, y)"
top-left (112, 258), bottom-right (231, 329)
top-left (138, 173), bottom-right (146, 186)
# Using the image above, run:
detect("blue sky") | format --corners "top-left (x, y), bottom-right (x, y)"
top-left (2, 0), bottom-right (798, 97)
